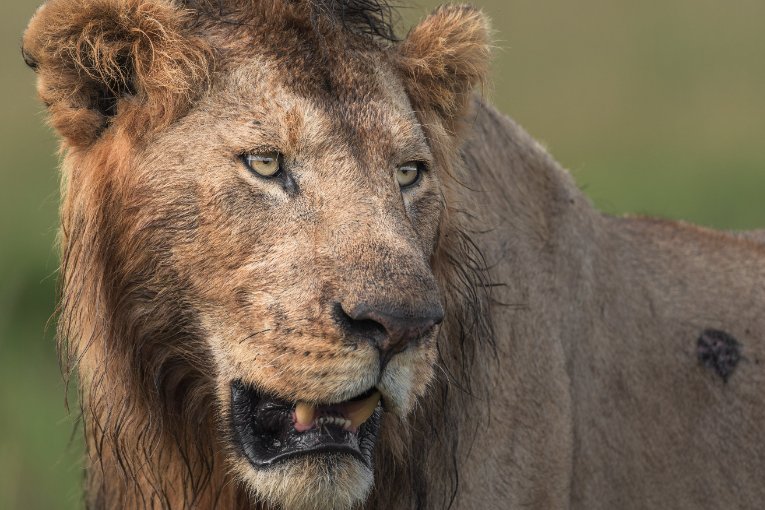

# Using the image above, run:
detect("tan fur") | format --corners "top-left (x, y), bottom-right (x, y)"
top-left (24, 1), bottom-right (765, 509)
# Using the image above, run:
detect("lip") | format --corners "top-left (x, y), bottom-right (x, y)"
top-left (230, 381), bottom-right (383, 468)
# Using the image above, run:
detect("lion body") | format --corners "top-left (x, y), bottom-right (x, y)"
top-left (453, 103), bottom-right (765, 508)
top-left (23, 0), bottom-right (765, 508)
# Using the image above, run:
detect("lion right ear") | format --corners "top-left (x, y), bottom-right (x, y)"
top-left (398, 5), bottom-right (491, 131)
top-left (22, 0), bottom-right (212, 148)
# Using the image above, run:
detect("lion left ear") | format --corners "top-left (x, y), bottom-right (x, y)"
top-left (398, 5), bottom-right (491, 127)
top-left (22, 0), bottom-right (212, 148)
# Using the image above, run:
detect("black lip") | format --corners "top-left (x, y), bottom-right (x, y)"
top-left (230, 381), bottom-right (382, 468)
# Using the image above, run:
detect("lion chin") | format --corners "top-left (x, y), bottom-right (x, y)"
top-left (235, 453), bottom-right (373, 510)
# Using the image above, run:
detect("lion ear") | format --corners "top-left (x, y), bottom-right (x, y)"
top-left (398, 5), bottom-right (491, 128)
top-left (22, 0), bottom-right (212, 148)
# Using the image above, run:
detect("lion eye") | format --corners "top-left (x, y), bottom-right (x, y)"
top-left (396, 162), bottom-right (423, 188)
top-left (243, 152), bottom-right (282, 178)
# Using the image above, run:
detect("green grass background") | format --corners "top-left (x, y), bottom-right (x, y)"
top-left (1, 0), bottom-right (763, 508)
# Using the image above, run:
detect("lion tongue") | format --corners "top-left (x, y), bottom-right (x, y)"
top-left (293, 391), bottom-right (381, 432)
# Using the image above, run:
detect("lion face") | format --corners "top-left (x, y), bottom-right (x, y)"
top-left (134, 58), bottom-right (445, 506)
top-left (24, 0), bottom-right (489, 506)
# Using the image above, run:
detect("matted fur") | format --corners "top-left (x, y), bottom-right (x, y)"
top-left (24, 0), bottom-right (765, 509)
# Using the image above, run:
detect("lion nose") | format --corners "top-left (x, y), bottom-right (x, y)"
top-left (336, 302), bottom-right (444, 366)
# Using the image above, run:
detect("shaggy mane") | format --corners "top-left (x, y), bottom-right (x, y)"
top-left (304, 0), bottom-right (399, 41)
top-left (29, 0), bottom-right (496, 508)
top-left (189, 0), bottom-right (399, 42)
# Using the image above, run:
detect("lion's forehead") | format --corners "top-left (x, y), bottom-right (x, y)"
top-left (170, 56), bottom-right (429, 166)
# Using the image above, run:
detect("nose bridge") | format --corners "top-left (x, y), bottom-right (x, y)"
top-left (324, 187), bottom-right (417, 261)
top-left (335, 196), bottom-right (434, 286)
top-left (320, 189), bottom-right (442, 314)
top-left (312, 173), bottom-right (443, 365)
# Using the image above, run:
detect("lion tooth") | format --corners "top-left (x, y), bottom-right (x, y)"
top-left (347, 391), bottom-right (381, 429)
top-left (295, 402), bottom-right (316, 428)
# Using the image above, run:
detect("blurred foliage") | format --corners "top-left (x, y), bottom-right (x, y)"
top-left (1, 0), bottom-right (763, 508)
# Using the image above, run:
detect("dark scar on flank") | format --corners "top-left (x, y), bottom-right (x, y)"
top-left (697, 328), bottom-right (741, 383)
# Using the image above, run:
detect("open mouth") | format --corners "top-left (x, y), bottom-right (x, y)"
top-left (230, 381), bottom-right (383, 468)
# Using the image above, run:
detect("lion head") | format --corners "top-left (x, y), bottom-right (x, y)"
top-left (23, 1), bottom-right (492, 508)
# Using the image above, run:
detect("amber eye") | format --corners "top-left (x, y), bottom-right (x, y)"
top-left (396, 162), bottom-right (424, 188)
top-left (243, 152), bottom-right (282, 178)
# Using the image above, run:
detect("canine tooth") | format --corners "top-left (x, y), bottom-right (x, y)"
top-left (347, 391), bottom-right (381, 429)
top-left (295, 402), bottom-right (316, 427)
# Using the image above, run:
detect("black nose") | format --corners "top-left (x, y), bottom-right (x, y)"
top-left (336, 301), bottom-right (444, 363)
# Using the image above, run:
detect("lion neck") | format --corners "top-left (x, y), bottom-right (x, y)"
top-left (426, 98), bottom-right (599, 507)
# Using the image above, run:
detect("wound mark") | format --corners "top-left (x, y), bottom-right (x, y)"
top-left (697, 329), bottom-right (741, 383)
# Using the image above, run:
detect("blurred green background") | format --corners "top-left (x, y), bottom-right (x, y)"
top-left (1, 0), bottom-right (763, 508)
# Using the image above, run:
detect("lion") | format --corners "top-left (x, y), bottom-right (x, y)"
top-left (22, 0), bottom-right (765, 509)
